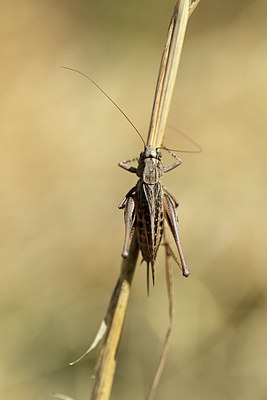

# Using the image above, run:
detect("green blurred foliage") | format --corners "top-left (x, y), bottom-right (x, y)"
top-left (1, 0), bottom-right (267, 399)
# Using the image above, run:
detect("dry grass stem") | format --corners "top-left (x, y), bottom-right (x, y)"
top-left (189, 0), bottom-right (201, 16)
top-left (53, 394), bottom-right (76, 400)
top-left (90, 233), bottom-right (139, 400)
top-left (147, 0), bottom-right (200, 148)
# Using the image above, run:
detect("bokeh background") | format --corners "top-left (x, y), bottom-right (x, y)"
top-left (1, 1), bottom-right (267, 399)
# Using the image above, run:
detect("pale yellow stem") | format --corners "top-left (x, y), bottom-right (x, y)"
top-left (147, 0), bottom-right (192, 148)
top-left (90, 233), bottom-right (139, 400)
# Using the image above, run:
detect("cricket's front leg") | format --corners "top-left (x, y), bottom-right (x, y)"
top-left (163, 194), bottom-right (190, 277)
top-left (121, 196), bottom-right (136, 258)
top-left (162, 148), bottom-right (182, 173)
top-left (118, 157), bottom-right (138, 173)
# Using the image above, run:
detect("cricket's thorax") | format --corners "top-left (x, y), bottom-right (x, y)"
top-left (137, 145), bottom-right (163, 184)
top-left (135, 180), bottom-right (164, 264)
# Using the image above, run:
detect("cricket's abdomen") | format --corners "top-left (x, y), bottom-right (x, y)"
top-left (135, 180), bottom-right (164, 267)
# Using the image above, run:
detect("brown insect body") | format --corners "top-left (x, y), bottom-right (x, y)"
top-left (119, 145), bottom-right (189, 290)
top-left (135, 181), bottom-right (163, 267)
top-left (135, 147), bottom-right (164, 283)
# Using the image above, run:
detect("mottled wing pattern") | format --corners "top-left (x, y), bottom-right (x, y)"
top-left (135, 180), bottom-right (164, 284)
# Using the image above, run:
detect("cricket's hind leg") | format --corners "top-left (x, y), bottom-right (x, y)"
top-left (118, 186), bottom-right (136, 209)
top-left (163, 194), bottom-right (190, 277)
top-left (162, 185), bottom-right (179, 208)
top-left (121, 196), bottom-right (136, 258)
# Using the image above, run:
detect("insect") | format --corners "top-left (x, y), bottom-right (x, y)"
top-left (60, 67), bottom-right (191, 291)
top-left (118, 144), bottom-right (190, 291)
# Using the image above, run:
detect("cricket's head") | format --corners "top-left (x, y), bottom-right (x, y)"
top-left (137, 145), bottom-right (163, 184)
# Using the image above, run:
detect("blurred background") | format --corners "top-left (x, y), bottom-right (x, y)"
top-left (1, 0), bottom-right (267, 399)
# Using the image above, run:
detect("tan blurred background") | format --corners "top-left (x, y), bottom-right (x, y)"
top-left (1, 0), bottom-right (267, 399)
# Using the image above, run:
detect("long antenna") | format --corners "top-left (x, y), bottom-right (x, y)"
top-left (163, 124), bottom-right (203, 153)
top-left (60, 66), bottom-right (145, 146)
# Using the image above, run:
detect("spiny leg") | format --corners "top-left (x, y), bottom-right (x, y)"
top-left (162, 147), bottom-right (182, 173)
top-left (163, 194), bottom-right (190, 277)
top-left (165, 242), bottom-right (184, 275)
top-left (121, 196), bottom-right (136, 258)
top-left (118, 156), bottom-right (139, 173)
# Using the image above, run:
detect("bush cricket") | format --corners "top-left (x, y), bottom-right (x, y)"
top-left (61, 72), bottom-right (190, 294)
top-left (118, 144), bottom-right (190, 292)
